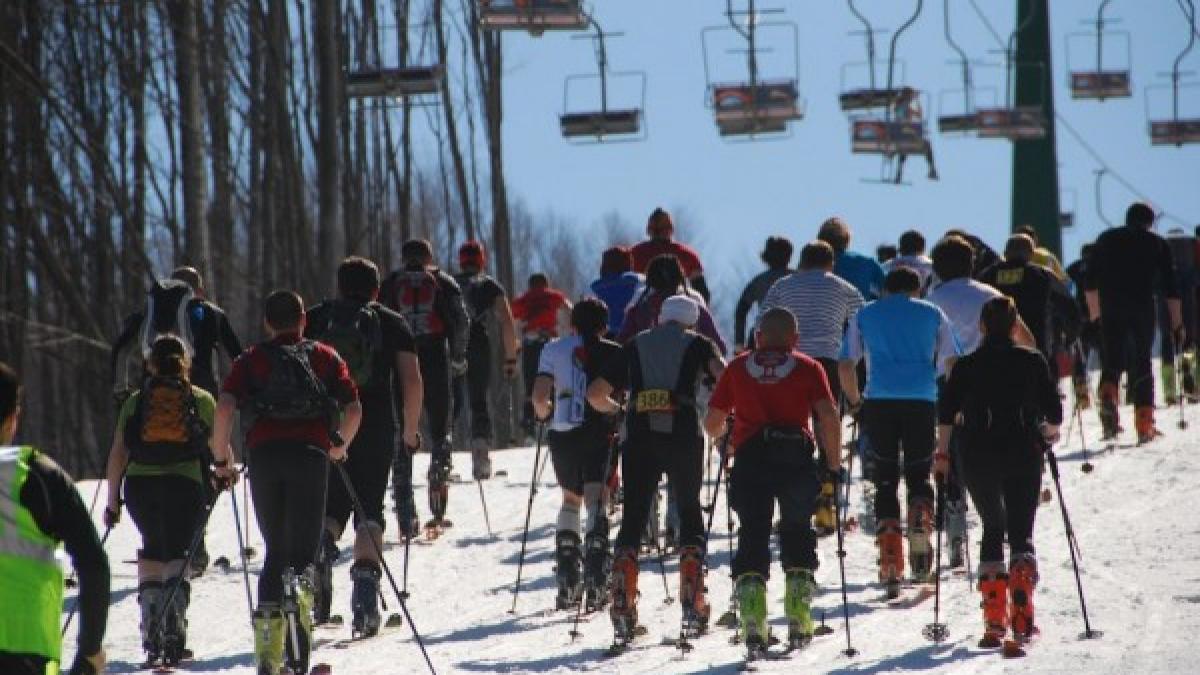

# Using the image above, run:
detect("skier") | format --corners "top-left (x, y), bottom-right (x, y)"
top-left (876, 244), bottom-right (898, 265)
top-left (305, 257), bottom-right (423, 634)
top-left (0, 362), bottom-right (110, 675)
top-left (890, 86), bottom-right (938, 183)
top-left (618, 254), bottom-right (727, 355)
top-left (531, 299), bottom-right (622, 610)
top-left (935, 296), bottom-right (1062, 648)
top-left (883, 230), bottom-right (936, 294)
top-left (381, 239), bottom-right (470, 533)
top-left (704, 307), bottom-right (842, 653)
top-left (631, 207), bottom-right (711, 302)
top-left (589, 246), bottom-right (644, 338)
top-left (943, 229), bottom-right (1002, 279)
top-left (1084, 202), bottom-right (1185, 442)
top-left (1161, 227), bottom-right (1198, 403)
top-left (454, 241), bottom-right (519, 478)
top-left (109, 266), bottom-right (243, 575)
top-left (103, 335), bottom-right (228, 667)
top-left (839, 267), bottom-right (959, 596)
top-left (760, 240), bottom-right (864, 535)
top-left (512, 273), bottom-right (571, 437)
top-left (587, 295), bottom-right (726, 646)
top-left (1065, 244), bottom-right (1101, 408)
top-left (211, 290), bottom-right (362, 675)
top-left (817, 217), bottom-right (885, 301)
top-left (733, 236), bottom-right (794, 353)
top-left (979, 234), bottom-right (1080, 371)
top-left (1016, 225), bottom-right (1067, 281)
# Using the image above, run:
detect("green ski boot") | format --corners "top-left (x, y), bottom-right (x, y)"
top-left (1163, 362), bottom-right (1179, 406)
top-left (735, 573), bottom-right (768, 648)
top-left (252, 605), bottom-right (285, 675)
top-left (783, 568), bottom-right (816, 649)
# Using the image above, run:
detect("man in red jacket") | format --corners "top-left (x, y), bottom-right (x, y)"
top-left (631, 208), bottom-right (711, 302)
top-left (512, 273), bottom-right (571, 435)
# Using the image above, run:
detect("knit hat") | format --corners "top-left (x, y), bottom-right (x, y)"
top-left (659, 295), bottom-right (699, 327)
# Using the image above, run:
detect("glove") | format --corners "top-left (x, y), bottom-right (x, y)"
top-left (1040, 423), bottom-right (1061, 445)
top-left (503, 358), bottom-right (518, 379)
top-left (212, 463), bottom-right (239, 490)
top-left (450, 357), bottom-right (469, 378)
top-left (68, 648), bottom-right (105, 675)
top-left (102, 504), bottom-right (121, 529)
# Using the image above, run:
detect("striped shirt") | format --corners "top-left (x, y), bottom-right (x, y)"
top-left (761, 269), bottom-right (865, 360)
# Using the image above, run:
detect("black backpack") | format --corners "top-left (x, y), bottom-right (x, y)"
top-left (125, 377), bottom-right (210, 465)
top-left (138, 279), bottom-right (196, 359)
top-left (316, 302), bottom-right (382, 390)
top-left (246, 341), bottom-right (334, 423)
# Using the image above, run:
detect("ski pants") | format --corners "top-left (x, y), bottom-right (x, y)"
top-left (248, 441), bottom-right (329, 604)
top-left (548, 426), bottom-right (611, 496)
top-left (615, 432), bottom-right (705, 552)
top-left (1099, 302), bottom-right (1156, 408)
top-left (729, 450), bottom-right (820, 579)
top-left (325, 421), bottom-right (395, 534)
top-left (453, 331), bottom-right (494, 441)
top-left (1073, 320), bottom-right (1103, 382)
top-left (862, 399), bottom-right (935, 523)
top-left (125, 473), bottom-right (205, 563)
top-left (415, 337), bottom-right (452, 448)
top-left (521, 337), bottom-right (548, 429)
top-left (960, 447), bottom-right (1042, 564)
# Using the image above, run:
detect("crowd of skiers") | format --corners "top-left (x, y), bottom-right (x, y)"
top-left (0, 201), bottom-right (1196, 673)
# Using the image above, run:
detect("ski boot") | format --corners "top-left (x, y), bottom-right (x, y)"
top-left (1008, 554), bottom-right (1038, 639)
top-left (253, 604), bottom-right (285, 675)
top-left (426, 447), bottom-right (452, 530)
top-left (350, 560), bottom-right (383, 638)
top-left (1184, 352), bottom-right (1199, 401)
top-left (735, 573), bottom-right (768, 652)
top-left (783, 567), bottom-right (816, 649)
top-left (609, 547), bottom-right (640, 644)
top-left (313, 527), bottom-right (338, 624)
top-left (907, 498), bottom-right (934, 582)
top-left (859, 482), bottom-right (877, 534)
top-left (1163, 362), bottom-right (1179, 406)
top-left (945, 497), bottom-right (968, 569)
top-left (1098, 382), bottom-right (1121, 440)
top-left (280, 567), bottom-right (314, 675)
top-left (583, 525), bottom-right (611, 611)
top-left (471, 437), bottom-right (492, 480)
top-left (395, 484), bottom-right (420, 541)
top-left (679, 545), bottom-right (711, 636)
top-left (978, 564), bottom-right (1009, 648)
top-left (876, 519), bottom-right (905, 598)
top-left (1135, 406), bottom-right (1161, 445)
top-left (161, 577), bottom-right (190, 666)
top-left (137, 581), bottom-right (164, 665)
top-left (554, 530), bottom-right (584, 610)
top-left (813, 478), bottom-right (836, 536)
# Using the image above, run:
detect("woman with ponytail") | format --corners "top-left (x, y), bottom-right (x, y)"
top-left (103, 335), bottom-right (233, 668)
top-left (531, 298), bottom-right (623, 612)
top-left (617, 254), bottom-right (727, 354)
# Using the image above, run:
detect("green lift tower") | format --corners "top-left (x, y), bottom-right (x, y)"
top-left (1011, 0), bottom-right (1062, 258)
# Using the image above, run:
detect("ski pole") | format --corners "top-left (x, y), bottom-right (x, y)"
top-left (841, 420), bottom-right (858, 524)
top-left (1176, 354), bottom-right (1189, 430)
top-left (147, 487), bottom-right (224, 648)
top-left (922, 476), bottom-right (949, 642)
top-left (510, 423), bottom-right (546, 614)
top-left (229, 470), bottom-right (256, 623)
top-left (1044, 445), bottom-right (1101, 640)
top-left (60, 524), bottom-right (114, 636)
top-left (652, 534), bottom-right (675, 605)
top-left (833, 474), bottom-right (858, 657)
top-left (242, 470), bottom-right (256, 557)
top-left (332, 458), bottom-right (437, 674)
top-left (477, 479), bottom-right (494, 538)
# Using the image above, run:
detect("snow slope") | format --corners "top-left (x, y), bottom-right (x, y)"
top-left (63, 399), bottom-right (1200, 674)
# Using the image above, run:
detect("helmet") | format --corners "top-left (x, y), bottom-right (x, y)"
top-left (459, 240), bottom-right (486, 270)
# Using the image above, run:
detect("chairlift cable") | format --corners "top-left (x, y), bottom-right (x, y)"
top-left (943, 0), bottom-right (974, 113)
top-left (1170, 0), bottom-right (1197, 123)
top-left (847, 0), bottom-right (877, 90)
top-left (884, 0), bottom-right (924, 123)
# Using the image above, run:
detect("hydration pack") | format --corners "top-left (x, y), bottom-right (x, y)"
top-left (388, 269), bottom-right (445, 338)
top-left (316, 302), bottom-right (382, 390)
top-left (125, 377), bottom-right (209, 465)
top-left (246, 342), bottom-right (334, 423)
top-left (138, 280), bottom-right (196, 359)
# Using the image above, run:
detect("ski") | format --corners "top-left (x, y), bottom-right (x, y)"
top-left (601, 625), bottom-right (649, 658)
top-left (887, 585), bottom-right (937, 609)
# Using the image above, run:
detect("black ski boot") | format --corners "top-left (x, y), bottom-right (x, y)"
top-left (394, 480), bottom-right (420, 541)
top-left (161, 577), bottom-right (190, 666)
top-left (138, 581), bottom-right (164, 665)
top-left (555, 531), bottom-right (584, 610)
top-left (314, 529), bottom-right (338, 624)
top-left (350, 560), bottom-right (383, 638)
top-left (427, 444), bottom-right (453, 526)
top-left (583, 523), bottom-right (611, 611)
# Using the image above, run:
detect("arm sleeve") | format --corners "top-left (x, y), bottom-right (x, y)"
top-left (937, 362), bottom-right (966, 425)
top-left (840, 314), bottom-right (863, 361)
top-left (439, 275), bottom-right (471, 359)
top-left (536, 340), bottom-right (557, 379)
top-left (1049, 277), bottom-right (1083, 342)
top-left (222, 352), bottom-right (252, 401)
top-left (709, 366), bottom-right (736, 413)
top-left (698, 305), bottom-right (728, 356)
top-left (734, 281), bottom-right (757, 347)
top-left (1159, 240), bottom-right (1181, 299)
top-left (110, 313), bottom-right (142, 384)
top-left (216, 308), bottom-right (244, 359)
top-left (323, 349), bottom-right (359, 405)
top-left (600, 345), bottom-right (632, 391)
top-left (22, 456), bottom-right (109, 656)
top-left (935, 310), bottom-right (962, 364)
top-left (1033, 353), bottom-right (1064, 425)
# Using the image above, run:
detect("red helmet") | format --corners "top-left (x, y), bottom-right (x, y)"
top-left (459, 240), bottom-right (486, 269)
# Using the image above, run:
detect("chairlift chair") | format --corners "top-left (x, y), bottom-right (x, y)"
top-left (837, 0), bottom-right (915, 112)
top-left (1059, 188), bottom-right (1078, 229)
top-left (1145, 0), bottom-right (1199, 146)
top-left (346, 65), bottom-right (445, 98)
top-left (558, 17), bottom-right (646, 143)
top-left (1065, 1), bottom-right (1132, 100)
top-left (479, 0), bottom-right (588, 34)
top-left (702, 0), bottom-right (805, 140)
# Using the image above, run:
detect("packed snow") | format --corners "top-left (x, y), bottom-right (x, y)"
top-left (61, 395), bottom-right (1200, 674)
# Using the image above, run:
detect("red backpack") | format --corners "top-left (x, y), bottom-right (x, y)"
top-left (388, 268), bottom-right (446, 338)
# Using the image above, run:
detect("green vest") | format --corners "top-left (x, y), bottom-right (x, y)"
top-left (0, 446), bottom-right (64, 662)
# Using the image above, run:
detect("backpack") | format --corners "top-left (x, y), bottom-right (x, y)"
top-left (247, 341), bottom-right (334, 423)
top-left (138, 279), bottom-right (196, 359)
top-left (316, 302), bottom-right (383, 389)
top-left (388, 269), bottom-right (446, 338)
top-left (125, 377), bottom-right (209, 465)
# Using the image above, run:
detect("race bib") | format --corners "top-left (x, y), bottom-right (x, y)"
top-left (635, 389), bottom-right (675, 414)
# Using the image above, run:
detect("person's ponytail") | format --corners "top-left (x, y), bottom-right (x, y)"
top-left (149, 335), bottom-right (191, 381)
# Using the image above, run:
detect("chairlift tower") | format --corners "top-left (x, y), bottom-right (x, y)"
top-left (1011, 0), bottom-right (1062, 258)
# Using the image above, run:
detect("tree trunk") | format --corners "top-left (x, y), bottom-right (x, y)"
top-left (433, 0), bottom-right (475, 241)
top-left (168, 0), bottom-right (212, 283)
top-left (315, 0), bottom-right (343, 294)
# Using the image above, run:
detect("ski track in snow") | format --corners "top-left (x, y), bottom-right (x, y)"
top-left (60, 399), bottom-right (1200, 674)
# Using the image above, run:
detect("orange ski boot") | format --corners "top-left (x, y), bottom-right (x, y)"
top-left (679, 545), bottom-right (711, 635)
top-left (1008, 554), bottom-right (1038, 640)
top-left (1135, 406), bottom-right (1161, 445)
top-left (877, 519), bottom-right (905, 599)
top-left (1098, 382), bottom-right (1121, 440)
top-left (609, 547), bottom-right (640, 643)
top-left (978, 563), bottom-right (1009, 648)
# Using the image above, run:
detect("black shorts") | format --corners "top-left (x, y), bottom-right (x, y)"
top-left (548, 426), bottom-right (611, 495)
top-left (125, 473), bottom-right (206, 562)
top-left (326, 422), bottom-right (395, 532)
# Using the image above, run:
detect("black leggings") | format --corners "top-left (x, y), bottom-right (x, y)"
top-left (615, 432), bottom-right (704, 551)
top-left (729, 454), bottom-right (820, 579)
top-left (960, 449), bottom-right (1042, 563)
top-left (862, 399), bottom-right (935, 521)
top-left (416, 338), bottom-right (452, 449)
top-left (453, 333), bottom-right (493, 441)
top-left (325, 423), bottom-right (393, 533)
top-left (249, 442), bottom-right (328, 604)
top-left (549, 426), bottom-right (611, 496)
top-left (1099, 303), bottom-right (1156, 408)
top-left (125, 473), bottom-right (205, 562)
top-left (521, 337), bottom-right (548, 427)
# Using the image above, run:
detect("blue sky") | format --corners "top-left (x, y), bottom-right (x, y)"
top-left (483, 0), bottom-right (1198, 291)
